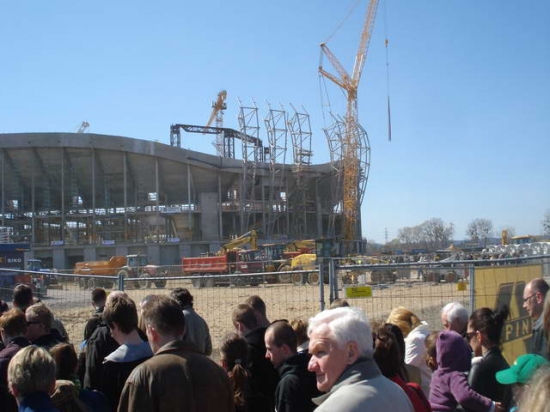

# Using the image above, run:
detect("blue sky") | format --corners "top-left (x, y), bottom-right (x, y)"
top-left (1, 1), bottom-right (549, 244)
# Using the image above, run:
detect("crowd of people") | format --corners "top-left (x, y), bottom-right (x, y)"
top-left (1, 277), bottom-right (550, 411)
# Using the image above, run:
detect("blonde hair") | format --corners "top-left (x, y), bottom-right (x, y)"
top-left (386, 307), bottom-right (422, 338)
top-left (518, 365), bottom-right (550, 411)
top-left (8, 345), bottom-right (56, 398)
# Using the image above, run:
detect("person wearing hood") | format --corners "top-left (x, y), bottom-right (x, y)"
top-left (429, 330), bottom-right (500, 412)
top-left (264, 320), bottom-right (320, 412)
top-left (387, 307), bottom-right (433, 396)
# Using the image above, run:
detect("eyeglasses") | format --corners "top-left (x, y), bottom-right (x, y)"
top-left (466, 331), bottom-right (476, 341)
top-left (523, 293), bottom-right (537, 303)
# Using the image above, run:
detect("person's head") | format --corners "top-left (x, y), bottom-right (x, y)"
top-left (265, 321), bottom-right (297, 369)
top-left (12, 284), bottom-right (33, 311)
top-left (516, 364), bottom-right (550, 410)
top-left (329, 299), bottom-right (349, 309)
top-left (220, 332), bottom-right (249, 372)
top-left (441, 302), bottom-right (469, 334)
top-left (102, 294), bottom-right (139, 343)
top-left (219, 332), bottom-right (249, 409)
top-left (425, 331), bottom-right (439, 372)
top-left (373, 324), bottom-right (402, 379)
top-left (0, 308), bottom-right (27, 342)
top-left (232, 303), bottom-right (259, 336)
top-left (49, 343), bottom-right (78, 380)
top-left (137, 294), bottom-right (156, 334)
top-left (8, 345), bottom-right (57, 401)
top-left (90, 288), bottom-right (107, 309)
top-left (386, 306), bottom-right (422, 338)
top-left (307, 307), bottom-right (373, 392)
top-left (170, 287), bottom-right (194, 309)
top-left (467, 305), bottom-right (509, 356)
top-left (523, 278), bottom-right (549, 321)
top-left (140, 295), bottom-right (185, 353)
top-left (244, 295), bottom-right (269, 326)
top-left (289, 318), bottom-right (309, 347)
top-left (0, 299), bottom-right (9, 314)
top-left (436, 330), bottom-right (472, 372)
top-left (496, 355), bottom-right (550, 407)
top-left (25, 303), bottom-right (53, 341)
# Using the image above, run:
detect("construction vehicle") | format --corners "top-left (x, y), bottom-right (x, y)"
top-left (183, 249), bottom-right (263, 288)
top-left (289, 238), bottom-right (343, 286)
top-left (260, 239), bottom-right (315, 283)
top-left (26, 258), bottom-right (60, 292)
top-left (74, 254), bottom-right (167, 290)
top-left (182, 230), bottom-right (262, 288)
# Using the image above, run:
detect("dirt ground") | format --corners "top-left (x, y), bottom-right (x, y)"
top-left (58, 279), bottom-right (470, 361)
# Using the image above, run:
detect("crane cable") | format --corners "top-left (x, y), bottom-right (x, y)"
top-left (323, 0), bottom-right (363, 44)
top-left (383, 0), bottom-right (392, 142)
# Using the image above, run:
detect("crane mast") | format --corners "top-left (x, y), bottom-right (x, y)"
top-left (319, 0), bottom-right (379, 252)
top-left (206, 90), bottom-right (227, 156)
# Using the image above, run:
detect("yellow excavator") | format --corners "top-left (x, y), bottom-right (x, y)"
top-left (218, 230), bottom-right (258, 255)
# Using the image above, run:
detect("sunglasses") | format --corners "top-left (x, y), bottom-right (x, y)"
top-left (26, 321), bottom-right (41, 326)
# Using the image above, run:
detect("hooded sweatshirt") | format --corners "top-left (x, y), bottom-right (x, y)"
top-left (429, 330), bottom-right (493, 412)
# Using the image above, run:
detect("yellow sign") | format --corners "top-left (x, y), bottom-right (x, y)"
top-left (344, 286), bottom-right (372, 299)
top-left (474, 264), bottom-right (542, 364)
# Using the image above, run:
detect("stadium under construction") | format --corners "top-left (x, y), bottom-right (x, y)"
top-left (0, 127), bottom-right (353, 269)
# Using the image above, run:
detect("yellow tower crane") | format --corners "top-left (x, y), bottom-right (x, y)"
top-left (205, 90), bottom-right (227, 156)
top-left (318, 0), bottom-right (379, 252)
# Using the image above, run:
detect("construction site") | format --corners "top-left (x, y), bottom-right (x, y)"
top-left (0, 1), bottom-right (379, 270)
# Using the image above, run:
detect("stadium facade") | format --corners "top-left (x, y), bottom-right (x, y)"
top-left (0, 133), bottom-right (342, 269)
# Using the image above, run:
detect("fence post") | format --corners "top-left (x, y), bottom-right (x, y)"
top-left (118, 272), bottom-right (125, 291)
top-left (318, 263), bottom-right (325, 312)
top-left (469, 264), bottom-right (475, 313)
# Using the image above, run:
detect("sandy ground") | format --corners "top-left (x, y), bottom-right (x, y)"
top-left (57, 278), bottom-right (470, 361)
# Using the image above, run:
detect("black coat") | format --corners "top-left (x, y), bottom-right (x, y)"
top-left (83, 322), bottom-right (119, 390)
top-left (468, 349), bottom-right (510, 403)
top-left (244, 327), bottom-right (280, 412)
top-left (275, 352), bottom-right (321, 412)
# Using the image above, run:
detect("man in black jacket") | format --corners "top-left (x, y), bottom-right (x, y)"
top-left (233, 303), bottom-right (279, 412)
top-left (264, 320), bottom-right (320, 412)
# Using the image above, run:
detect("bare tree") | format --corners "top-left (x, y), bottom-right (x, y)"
top-left (397, 218), bottom-right (454, 251)
top-left (467, 218), bottom-right (494, 246)
top-left (543, 211), bottom-right (550, 237)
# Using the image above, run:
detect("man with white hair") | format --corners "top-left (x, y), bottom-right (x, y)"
top-left (441, 302), bottom-right (469, 336)
top-left (307, 307), bottom-right (413, 411)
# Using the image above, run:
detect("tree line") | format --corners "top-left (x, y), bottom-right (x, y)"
top-left (368, 210), bottom-right (550, 251)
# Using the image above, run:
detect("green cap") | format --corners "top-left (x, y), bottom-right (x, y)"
top-left (496, 354), bottom-right (549, 385)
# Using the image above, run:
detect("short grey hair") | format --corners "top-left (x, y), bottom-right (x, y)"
top-left (441, 302), bottom-right (469, 324)
top-left (308, 307), bottom-right (373, 358)
top-left (8, 345), bottom-right (56, 398)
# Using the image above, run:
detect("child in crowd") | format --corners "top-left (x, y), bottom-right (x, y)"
top-left (429, 330), bottom-right (498, 412)
top-left (219, 333), bottom-right (251, 412)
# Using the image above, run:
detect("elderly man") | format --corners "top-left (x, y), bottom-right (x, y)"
top-left (523, 278), bottom-right (549, 356)
top-left (307, 307), bottom-right (413, 411)
top-left (118, 295), bottom-right (233, 412)
top-left (441, 302), bottom-right (469, 336)
top-left (25, 303), bottom-right (63, 350)
top-left (265, 320), bottom-right (320, 412)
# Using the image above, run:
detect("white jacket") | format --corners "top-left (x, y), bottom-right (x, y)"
top-left (404, 321), bottom-right (432, 397)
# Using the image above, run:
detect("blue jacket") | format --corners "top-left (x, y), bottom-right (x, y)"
top-left (18, 391), bottom-right (59, 412)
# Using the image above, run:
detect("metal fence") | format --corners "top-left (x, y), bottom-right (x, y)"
top-left (2, 255), bottom-right (549, 360)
